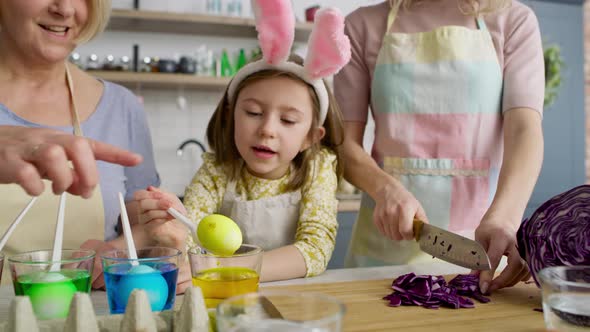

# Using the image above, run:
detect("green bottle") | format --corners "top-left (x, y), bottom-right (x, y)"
top-left (220, 49), bottom-right (233, 77)
top-left (235, 49), bottom-right (247, 71)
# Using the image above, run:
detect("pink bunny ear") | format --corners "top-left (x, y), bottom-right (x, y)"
top-left (304, 8), bottom-right (351, 79)
top-left (252, 0), bottom-right (295, 65)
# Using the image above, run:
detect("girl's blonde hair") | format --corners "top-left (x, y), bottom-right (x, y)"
top-left (388, 0), bottom-right (511, 16)
top-left (206, 54), bottom-right (345, 192)
top-left (76, 0), bottom-right (112, 44)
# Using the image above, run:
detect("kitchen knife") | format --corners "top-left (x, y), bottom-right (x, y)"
top-left (413, 219), bottom-right (491, 270)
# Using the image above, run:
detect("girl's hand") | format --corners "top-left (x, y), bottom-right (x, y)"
top-left (372, 179), bottom-right (428, 241)
top-left (134, 186), bottom-right (186, 225)
top-left (134, 186), bottom-right (190, 250)
top-left (475, 212), bottom-right (530, 294)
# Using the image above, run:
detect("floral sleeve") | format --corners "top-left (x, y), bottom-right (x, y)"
top-left (293, 148), bottom-right (339, 277)
top-left (183, 152), bottom-right (228, 249)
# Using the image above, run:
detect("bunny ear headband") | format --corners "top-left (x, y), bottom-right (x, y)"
top-left (227, 0), bottom-right (351, 125)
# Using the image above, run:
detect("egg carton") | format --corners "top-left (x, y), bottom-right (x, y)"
top-left (0, 287), bottom-right (211, 332)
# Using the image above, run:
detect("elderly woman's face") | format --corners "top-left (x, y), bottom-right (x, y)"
top-left (0, 0), bottom-right (89, 63)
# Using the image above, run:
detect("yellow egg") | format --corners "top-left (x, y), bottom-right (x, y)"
top-left (197, 214), bottom-right (242, 256)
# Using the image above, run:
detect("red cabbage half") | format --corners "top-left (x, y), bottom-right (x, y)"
top-left (383, 273), bottom-right (489, 309)
top-left (517, 185), bottom-right (590, 286)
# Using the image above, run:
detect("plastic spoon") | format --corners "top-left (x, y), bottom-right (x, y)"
top-left (0, 196), bottom-right (38, 252)
top-left (49, 193), bottom-right (67, 272)
top-left (118, 192), bottom-right (138, 266)
top-left (166, 207), bottom-right (197, 238)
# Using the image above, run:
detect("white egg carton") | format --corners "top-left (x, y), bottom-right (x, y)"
top-left (0, 286), bottom-right (211, 332)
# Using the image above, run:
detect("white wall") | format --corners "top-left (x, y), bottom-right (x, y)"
top-left (77, 0), bottom-right (380, 196)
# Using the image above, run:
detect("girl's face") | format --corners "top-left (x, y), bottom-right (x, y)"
top-left (0, 0), bottom-right (88, 63)
top-left (234, 76), bottom-right (325, 180)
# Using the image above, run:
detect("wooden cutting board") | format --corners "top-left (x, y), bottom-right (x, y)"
top-left (265, 276), bottom-right (546, 332)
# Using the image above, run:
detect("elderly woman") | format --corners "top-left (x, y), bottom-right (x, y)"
top-left (0, 0), bottom-right (166, 287)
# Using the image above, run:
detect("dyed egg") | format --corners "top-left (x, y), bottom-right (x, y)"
top-left (197, 214), bottom-right (242, 256)
top-left (27, 272), bottom-right (77, 320)
top-left (116, 264), bottom-right (168, 312)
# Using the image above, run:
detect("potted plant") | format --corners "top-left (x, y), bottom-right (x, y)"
top-left (544, 44), bottom-right (564, 108)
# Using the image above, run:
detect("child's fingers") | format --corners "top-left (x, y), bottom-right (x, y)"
top-left (139, 210), bottom-right (173, 224)
top-left (134, 189), bottom-right (162, 200)
top-left (147, 185), bottom-right (162, 193)
top-left (138, 197), bottom-right (172, 213)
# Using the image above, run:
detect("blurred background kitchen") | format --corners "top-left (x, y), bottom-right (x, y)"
top-left (75, 0), bottom-right (588, 268)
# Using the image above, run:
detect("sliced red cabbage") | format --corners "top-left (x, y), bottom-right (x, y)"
top-left (383, 273), bottom-right (489, 310)
top-left (517, 185), bottom-right (590, 286)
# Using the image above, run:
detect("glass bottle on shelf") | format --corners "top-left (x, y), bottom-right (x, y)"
top-left (235, 49), bottom-right (247, 71)
top-left (220, 49), bottom-right (233, 77)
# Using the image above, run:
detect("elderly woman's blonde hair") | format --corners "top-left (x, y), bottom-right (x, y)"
top-left (76, 0), bottom-right (112, 44)
top-left (389, 0), bottom-right (511, 16)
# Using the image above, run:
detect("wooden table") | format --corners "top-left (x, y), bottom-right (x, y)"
top-left (265, 277), bottom-right (545, 332)
top-left (0, 261), bottom-right (547, 331)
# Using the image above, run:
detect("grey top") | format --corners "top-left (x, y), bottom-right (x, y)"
top-left (0, 80), bottom-right (160, 240)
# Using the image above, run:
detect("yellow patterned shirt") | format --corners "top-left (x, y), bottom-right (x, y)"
top-left (184, 148), bottom-right (339, 277)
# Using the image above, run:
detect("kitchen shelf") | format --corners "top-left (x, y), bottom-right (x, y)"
top-left (90, 71), bottom-right (231, 90)
top-left (108, 9), bottom-right (314, 42)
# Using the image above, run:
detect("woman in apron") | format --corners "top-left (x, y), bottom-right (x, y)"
top-left (0, 0), bottom-right (160, 286)
top-left (334, 0), bottom-right (544, 294)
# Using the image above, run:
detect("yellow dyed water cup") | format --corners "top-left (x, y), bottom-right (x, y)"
top-left (188, 244), bottom-right (262, 309)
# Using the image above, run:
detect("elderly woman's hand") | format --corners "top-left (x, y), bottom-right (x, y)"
top-left (0, 126), bottom-right (142, 198)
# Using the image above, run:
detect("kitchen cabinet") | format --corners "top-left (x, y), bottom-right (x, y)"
top-left (328, 211), bottom-right (357, 269)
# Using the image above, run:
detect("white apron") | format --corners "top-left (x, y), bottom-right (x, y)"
top-left (219, 179), bottom-right (301, 251)
top-left (0, 64), bottom-right (105, 284)
top-left (345, 5), bottom-right (503, 267)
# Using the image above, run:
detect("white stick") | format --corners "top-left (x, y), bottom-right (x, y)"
top-left (118, 192), bottom-right (139, 266)
top-left (166, 207), bottom-right (202, 249)
top-left (166, 207), bottom-right (197, 234)
top-left (0, 197), bottom-right (38, 252)
top-left (49, 193), bottom-right (67, 272)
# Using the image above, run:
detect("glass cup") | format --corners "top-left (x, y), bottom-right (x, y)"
top-left (539, 265), bottom-right (590, 331)
top-left (101, 247), bottom-right (181, 314)
top-left (216, 291), bottom-right (346, 332)
top-left (8, 249), bottom-right (95, 320)
top-left (188, 244), bottom-right (263, 309)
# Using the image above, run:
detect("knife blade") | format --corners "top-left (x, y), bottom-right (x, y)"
top-left (413, 219), bottom-right (491, 270)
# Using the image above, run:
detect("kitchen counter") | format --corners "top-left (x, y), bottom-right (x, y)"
top-left (0, 260), bottom-right (510, 320)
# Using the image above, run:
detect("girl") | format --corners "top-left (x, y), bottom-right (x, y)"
top-left (135, 1), bottom-right (351, 283)
top-left (334, 0), bottom-right (543, 294)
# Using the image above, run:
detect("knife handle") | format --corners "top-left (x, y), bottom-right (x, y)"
top-left (413, 218), bottom-right (424, 241)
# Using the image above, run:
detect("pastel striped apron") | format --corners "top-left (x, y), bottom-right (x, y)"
top-left (345, 6), bottom-right (503, 267)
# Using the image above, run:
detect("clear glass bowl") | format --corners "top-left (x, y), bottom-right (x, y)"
top-left (539, 265), bottom-right (590, 331)
top-left (216, 290), bottom-right (346, 332)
